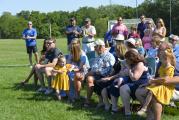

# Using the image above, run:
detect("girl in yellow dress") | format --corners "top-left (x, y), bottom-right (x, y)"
top-left (137, 48), bottom-right (176, 118)
top-left (51, 55), bottom-right (72, 100)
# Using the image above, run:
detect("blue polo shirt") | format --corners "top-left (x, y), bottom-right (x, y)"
top-left (66, 25), bottom-right (81, 45)
top-left (22, 28), bottom-right (37, 46)
top-left (173, 44), bottom-right (179, 62)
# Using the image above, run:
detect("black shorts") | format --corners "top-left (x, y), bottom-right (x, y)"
top-left (26, 45), bottom-right (38, 54)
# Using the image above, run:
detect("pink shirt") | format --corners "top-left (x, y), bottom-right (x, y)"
top-left (112, 23), bottom-right (128, 36)
top-left (142, 36), bottom-right (152, 50)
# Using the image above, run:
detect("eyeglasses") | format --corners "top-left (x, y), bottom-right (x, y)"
top-left (117, 19), bottom-right (122, 21)
top-left (46, 42), bottom-right (54, 45)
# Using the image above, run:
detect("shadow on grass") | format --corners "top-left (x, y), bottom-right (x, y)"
top-left (10, 83), bottom-right (40, 92)
top-left (64, 99), bottom-right (146, 120)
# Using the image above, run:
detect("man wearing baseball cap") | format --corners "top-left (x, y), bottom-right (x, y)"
top-left (22, 21), bottom-right (39, 67)
top-left (81, 18), bottom-right (96, 53)
top-left (66, 17), bottom-right (82, 47)
top-left (84, 39), bottom-right (115, 107)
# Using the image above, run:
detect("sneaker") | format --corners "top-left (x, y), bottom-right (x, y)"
top-left (96, 103), bottom-right (104, 109)
top-left (169, 101), bottom-right (177, 108)
top-left (37, 87), bottom-right (46, 93)
top-left (104, 104), bottom-right (111, 112)
top-left (137, 108), bottom-right (147, 116)
top-left (44, 88), bottom-right (53, 95)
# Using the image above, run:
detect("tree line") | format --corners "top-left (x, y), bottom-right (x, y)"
top-left (0, 0), bottom-right (178, 39)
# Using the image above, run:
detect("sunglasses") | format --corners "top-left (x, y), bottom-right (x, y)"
top-left (46, 41), bottom-right (54, 45)
top-left (117, 19), bottom-right (122, 21)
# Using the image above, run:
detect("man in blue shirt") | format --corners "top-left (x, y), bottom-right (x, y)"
top-left (22, 21), bottom-right (39, 67)
top-left (66, 17), bottom-right (82, 46)
top-left (137, 15), bottom-right (146, 39)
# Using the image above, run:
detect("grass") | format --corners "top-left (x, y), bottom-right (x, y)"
top-left (0, 38), bottom-right (179, 120)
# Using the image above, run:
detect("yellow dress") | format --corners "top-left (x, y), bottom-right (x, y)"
top-left (147, 65), bottom-right (175, 105)
top-left (52, 64), bottom-right (72, 91)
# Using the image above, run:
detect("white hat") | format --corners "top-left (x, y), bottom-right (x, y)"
top-left (125, 38), bottom-right (136, 46)
top-left (112, 34), bottom-right (125, 41)
top-left (95, 39), bottom-right (105, 46)
top-left (28, 21), bottom-right (32, 25)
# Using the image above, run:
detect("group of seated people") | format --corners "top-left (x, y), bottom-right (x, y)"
top-left (20, 32), bottom-right (179, 120)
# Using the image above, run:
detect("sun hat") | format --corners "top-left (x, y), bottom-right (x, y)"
top-left (112, 34), bottom-right (125, 41)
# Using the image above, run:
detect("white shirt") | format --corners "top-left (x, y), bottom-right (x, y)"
top-left (82, 25), bottom-right (96, 42)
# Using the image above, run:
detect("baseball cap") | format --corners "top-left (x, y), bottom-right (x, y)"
top-left (169, 34), bottom-right (179, 41)
top-left (70, 17), bottom-right (76, 21)
top-left (95, 39), bottom-right (105, 46)
top-left (85, 18), bottom-right (91, 22)
top-left (28, 21), bottom-right (32, 25)
top-left (125, 38), bottom-right (136, 47)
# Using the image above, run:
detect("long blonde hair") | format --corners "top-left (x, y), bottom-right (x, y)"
top-left (164, 48), bottom-right (176, 67)
top-left (115, 42), bottom-right (127, 59)
top-left (70, 38), bottom-right (81, 62)
top-left (156, 18), bottom-right (165, 28)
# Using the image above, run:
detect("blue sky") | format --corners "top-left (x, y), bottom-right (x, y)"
top-left (0, 0), bottom-right (144, 15)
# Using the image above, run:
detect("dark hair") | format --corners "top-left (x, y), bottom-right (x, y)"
top-left (41, 38), bottom-right (48, 55)
top-left (125, 50), bottom-right (144, 65)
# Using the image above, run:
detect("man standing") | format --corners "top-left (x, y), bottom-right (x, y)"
top-left (111, 17), bottom-right (128, 40)
top-left (66, 17), bottom-right (82, 47)
top-left (137, 15), bottom-right (146, 39)
top-left (35, 38), bottom-right (62, 94)
top-left (81, 18), bottom-right (96, 53)
top-left (22, 21), bottom-right (39, 67)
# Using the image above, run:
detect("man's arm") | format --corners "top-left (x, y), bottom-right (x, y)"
top-left (36, 58), bottom-right (58, 69)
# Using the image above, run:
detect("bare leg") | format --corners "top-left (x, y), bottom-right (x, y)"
top-left (22, 66), bottom-right (35, 84)
top-left (142, 91), bottom-right (153, 110)
top-left (29, 53), bottom-right (33, 66)
top-left (137, 89), bottom-right (153, 115)
top-left (152, 97), bottom-right (163, 120)
top-left (74, 72), bottom-right (84, 99)
top-left (135, 87), bottom-right (148, 105)
top-left (34, 52), bottom-right (39, 63)
top-left (35, 66), bottom-right (45, 88)
top-left (85, 76), bottom-right (94, 104)
top-left (56, 90), bottom-right (61, 100)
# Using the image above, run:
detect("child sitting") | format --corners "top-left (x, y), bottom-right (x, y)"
top-left (146, 36), bottom-right (160, 59)
top-left (137, 48), bottom-right (176, 116)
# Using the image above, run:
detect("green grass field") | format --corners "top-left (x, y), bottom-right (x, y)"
top-left (0, 39), bottom-right (179, 120)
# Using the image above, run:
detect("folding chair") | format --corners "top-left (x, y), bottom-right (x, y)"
top-left (145, 57), bottom-right (157, 77)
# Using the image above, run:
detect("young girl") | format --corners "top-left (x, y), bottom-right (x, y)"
top-left (137, 48), bottom-right (176, 117)
top-left (146, 36), bottom-right (160, 58)
top-left (142, 20), bottom-right (153, 51)
top-left (51, 55), bottom-right (72, 100)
